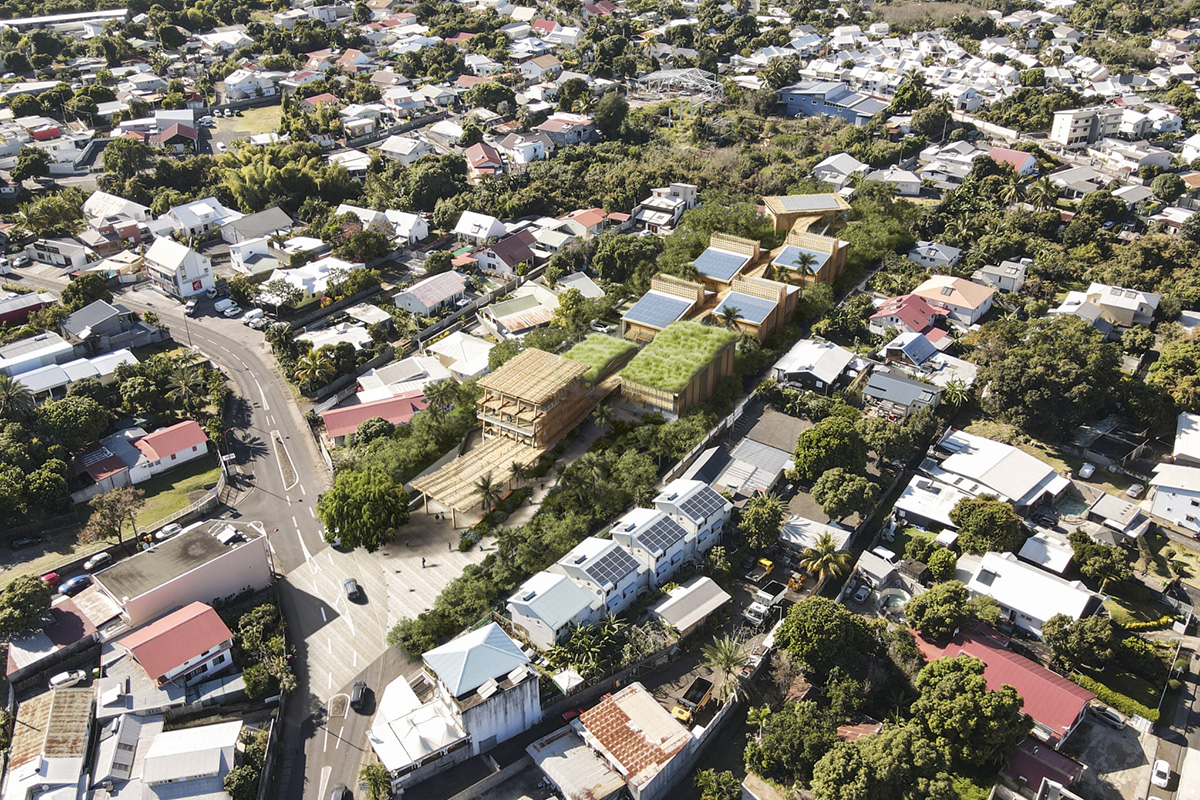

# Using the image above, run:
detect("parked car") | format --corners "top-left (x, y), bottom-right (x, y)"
top-left (1151, 759), bottom-right (1171, 788)
top-left (184, 298), bottom-right (199, 316)
top-left (344, 578), bottom-right (361, 601)
top-left (241, 308), bottom-right (265, 326)
top-left (1095, 705), bottom-right (1125, 729)
top-left (350, 681), bottom-right (367, 711)
top-left (330, 785), bottom-right (349, 800)
top-left (155, 523), bottom-right (182, 541)
top-left (41, 571), bottom-right (61, 588)
top-left (11, 536), bottom-right (42, 550)
top-left (59, 575), bottom-right (92, 597)
top-left (1127, 483), bottom-right (1145, 499)
top-left (852, 584), bottom-right (871, 604)
top-left (205, 287), bottom-right (219, 299)
top-left (222, 304), bottom-right (243, 318)
top-left (49, 670), bottom-right (87, 689)
top-left (248, 315), bottom-right (269, 330)
top-left (589, 320), bottom-right (612, 333)
top-left (1079, 463), bottom-right (1096, 479)
top-left (83, 552), bottom-right (113, 572)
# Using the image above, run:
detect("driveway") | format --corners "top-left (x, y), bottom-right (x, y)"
top-left (1066, 717), bottom-right (1154, 800)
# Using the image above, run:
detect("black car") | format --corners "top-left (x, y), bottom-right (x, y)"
top-left (350, 681), bottom-right (367, 711)
top-left (330, 784), bottom-right (350, 800)
top-left (344, 578), bottom-right (361, 602)
top-left (11, 536), bottom-right (42, 550)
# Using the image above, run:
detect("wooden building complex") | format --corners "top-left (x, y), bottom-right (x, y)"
top-left (621, 273), bottom-right (704, 343)
top-left (619, 321), bottom-right (737, 418)
top-left (762, 193), bottom-right (852, 235)
top-left (768, 228), bottom-right (850, 286)
top-left (476, 348), bottom-right (592, 449)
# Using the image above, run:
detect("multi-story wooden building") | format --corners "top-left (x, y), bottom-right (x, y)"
top-left (476, 348), bottom-right (592, 449)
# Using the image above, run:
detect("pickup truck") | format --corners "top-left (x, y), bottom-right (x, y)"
top-left (747, 558), bottom-right (774, 584)
top-left (744, 580), bottom-right (788, 626)
top-left (671, 676), bottom-right (713, 725)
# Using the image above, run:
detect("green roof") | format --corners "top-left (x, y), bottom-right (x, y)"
top-left (619, 321), bottom-right (737, 393)
top-left (564, 334), bottom-right (637, 381)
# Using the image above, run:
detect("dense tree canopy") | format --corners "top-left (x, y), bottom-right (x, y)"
top-left (949, 496), bottom-right (1025, 554)
top-left (791, 416), bottom-right (868, 483)
top-left (905, 581), bottom-right (971, 642)
top-left (776, 597), bottom-right (877, 681)
top-left (317, 468), bottom-right (410, 551)
top-left (1042, 614), bottom-right (1118, 670)
top-left (0, 574), bottom-right (52, 634)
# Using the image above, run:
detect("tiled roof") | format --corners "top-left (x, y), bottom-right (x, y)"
top-left (321, 391), bottom-right (428, 440)
top-left (117, 602), bottom-right (232, 683)
top-left (579, 683), bottom-right (691, 789)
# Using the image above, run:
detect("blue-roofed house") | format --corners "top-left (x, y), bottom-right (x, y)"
top-left (654, 478), bottom-right (733, 554)
top-left (713, 291), bottom-right (780, 341)
top-left (611, 507), bottom-right (696, 588)
top-left (621, 273), bottom-right (703, 342)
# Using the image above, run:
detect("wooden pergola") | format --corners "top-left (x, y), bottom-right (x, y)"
top-left (410, 437), bottom-right (543, 527)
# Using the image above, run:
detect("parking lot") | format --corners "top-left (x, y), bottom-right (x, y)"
top-left (1065, 715), bottom-right (1155, 800)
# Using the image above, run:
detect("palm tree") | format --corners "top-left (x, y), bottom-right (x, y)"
top-left (292, 350), bottom-right (336, 390)
top-left (591, 402), bottom-right (613, 434)
top-left (1000, 173), bottom-right (1025, 208)
top-left (800, 532), bottom-right (853, 583)
top-left (570, 452), bottom-right (607, 504)
top-left (0, 373), bottom-right (34, 419)
top-left (474, 471), bottom-right (503, 513)
top-left (717, 305), bottom-right (744, 331)
top-left (166, 363), bottom-right (205, 413)
top-left (507, 460), bottom-right (527, 491)
top-left (746, 704), bottom-right (770, 739)
top-left (701, 635), bottom-right (750, 702)
top-left (1030, 177), bottom-right (1059, 211)
top-left (790, 250), bottom-right (819, 285)
top-left (942, 378), bottom-right (972, 409)
top-left (358, 763), bottom-right (391, 800)
top-left (423, 379), bottom-right (459, 417)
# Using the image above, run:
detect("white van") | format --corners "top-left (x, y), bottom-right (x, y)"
top-left (241, 308), bottom-right (265, 325)
top-left (214, 298), bottom-right (236, 314)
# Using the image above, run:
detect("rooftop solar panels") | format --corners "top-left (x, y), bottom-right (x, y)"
top-left (693, 247), bottom-right (750, 283)
top-left (635, 515), bottom-right (687, 556)
top-left (678, 486), bottom-right (727, 523)
top-left (584, 546), bottom-right (640, 588)
top-left (773, 245), bottom-right (830, 274)
top-left (714, 292), bottom-right (776, 325)
top-left (623, 290), bottom-right (692, 331)
top-left (776, 195), bottom-right (844, 212)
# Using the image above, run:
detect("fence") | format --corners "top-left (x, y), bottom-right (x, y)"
top-left (256, 717), bottom-right (280, 800)
top-left (289, 285), bottom-right (387, 332)
top-left (660, 394), bottom-right (753, 485)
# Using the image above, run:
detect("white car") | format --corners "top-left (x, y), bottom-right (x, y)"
top-left (1079, 463), bottom-right (1095, 479)
top-left (1151, 759), bottom-right (1171, 788)
top-left (155, 523), bottom-right (182, 541)
top-left (852, 584), bottom-right (871, 603)
top-left (49, 669), bottom-right (87, 689)
top-left (83, 552), bottom-right (113, 572)
top-left (222, 304), bottom-right (243, 318)
top-left (1127, 483), bottom-right (1145, 499)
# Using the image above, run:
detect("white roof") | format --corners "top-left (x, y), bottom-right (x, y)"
top-left (1018, 532), bottom-right (1074, 574)
top-left (813, 151), bottom-right (868, 176)
top-left (1174, 413), bottom-right (1200, 461)
top-left (357, 355), bottom-right (451, 402)
top-left (425, 331), bottom-right (494, 378)
top-left (967, 551), bottom-right (1098, 628)
top-left (894, 475), bottom-right (971, 529)
top-left (297, 322), bottom-right (373, 352)
top-left (453, 210), bottom-right (506, 239)
top-left (144, 237), bottom-right (193, 271)
top-left (508, 571), bottom-right (596, 631)
top-left (779, 515), bottom-right (851, 552)
top-left (773, 339), bottom-right (855, 384)
top-left (141, 719), bottom-right (240, 784)
top-left (648, 576), bottom-right (731, 632)
top-left (1151, 462), bottom-right (1200, 491)
top-left (423, 623), bottom-right (529, 697)
top-left (934, 429), bottom-right (1070, 508)
top-left (368, 676), bottom-right (467, 772)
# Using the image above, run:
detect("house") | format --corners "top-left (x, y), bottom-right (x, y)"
top-left (1049, 105), bottom-right (1122, 148)
top-left (910, 275), bottom-right (995, 325)
top-left (25, 237), bottom-right (92, 270)
top-left (60, 299), bottom-right (139, 350)
top-left (914, 627), bottom-right (1095, 747)
top-left (865, 165), bottom-right (921, 196)
top-left (356, 355), bottom-right (451, 403)
top-left (83, 190), bottom-right (151, 232)
top-left (862, 368), bottom-right (942, 421)
top-left (3, 689), bottom-right (94, 800)
top-left (259, 256), bottom-right (364, 307)
top-left (465, 141), bottom-right (504, 181)
top-left (553, 537), bottom-right (649, 617)
top-left (972, 259), bottom-right (1028, 293)
top-left (132, 420), bottom-right (210, 481)
top-left (1183, 132), bottom-right (1200, 163)
top-left (761, 191), bottom-right (851, 234)
top-left (559, 207), bottom-right (610, 239)
top-left (519, 54), bottom-right (563, 82)
top-left (907, 240), bottom-right (962, 272)
top-left (164, 197), bottom-right (243, 237)
top-left (144, 237), bottom-right (213, 298)
top-left (768, 231), bottom-right (849, 286)
top-left (219, 205), bottom-right (293, 244)
top-left (962, 552), bottom-right (1102, 637)
top-left (812, 152), bottom-right (868, 189)
top-left (320, 391), bottom-right (429, 445)
top-left (620, 321), bottom-right (737, 417)
top-left (610, 508), bottom-right (697, 588)
top-left (453, 210), bottom-right (507, 243)
top-left (869, 293), bottom-right (950, 337)
top-left (536, 112), bottom-right (598, 145)
top-left (778, 80), bottom-right (890, 126)
top-left (1051, 282), bottom-right (1159, 328)
top-left (928, 429), bottom-right (1071, 513)
top-left (425, 331), bottom-right (494, 381)
top-left (0, 331), bottom-right (76, 377)
top-left (988, 146), bottom-right (1037, 176)
top-left (395, 271), bottom-right (469, 315)
top-left (115, 602), bottom-right (234, 687)
top-left (1018, 531), bottom-right (1075, 575)
top-left (0, 290), bottom-right (55, 326)
top-left (1149, 464), bottom-right (1200, 534)
top-left (375, 134), bottom-right (436, 164)
top-left (779, 515), bottom-right (851, 555)
top-left (149, 122), bottom-right (197, 153)
top-left (632, 183), bottom-right (698, 233)
top-left (18, 349), bottom-right (137, 406)
top-left (772, 338), bottom-right (856, 393)
top-left (653, 478), bottom-right (732, 555)
top-left (621, 275), bottom-right (702, 342)
top-left (93, 528), bottom-right (272, 627)
top-left (1174, 412), bottom-right (1200, 467)
top-left (91, 718), bottom-right (243, 799)
top-left (497, 131), bottom-right (552, 164)
top-left (507, 571), bottom-right (597, 650)
top-left (647, 576), bottom-right (731, 637)
top-left (474, 230), bottom-right (536, 278)
top-left (894, 475), bottom-right (972, 530)
top-left (1089, 139), bottom-right (1171, 174)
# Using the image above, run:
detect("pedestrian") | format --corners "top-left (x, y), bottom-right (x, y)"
top-left (421, 557), bottom-right (426, 568)
top-left (405, 538), bottom-right (410, 547)
top-left (448, 542), bottom-right (452, 551)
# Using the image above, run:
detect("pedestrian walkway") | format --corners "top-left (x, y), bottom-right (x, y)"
top-left (505, 420), bottom-right (605, 528)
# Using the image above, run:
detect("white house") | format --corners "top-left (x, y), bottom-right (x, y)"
top-left (506, 571), bottom-right (597, 650)
top-left (394, 271), bottom-right (469, 316)
top-left (259, 256), bottom-right (363, 306)
top-left (115, 602), bottom-right (234, 687)
top-left (164, 197), bottom-right (243, 237)
top-left (425, 331), bottom-right (494, 381)
top-left (453, 210), bottom-right (507, 243)
top-left (1149, 464), bottom-right (1200, 534)
top-left (865, 165), bottom-right (921, 196)
top-left (144, 238), bottom-right (213, 298)
top-left (375, 134), bottom-right (436, 165)
top-left (972, 259), bottom-right (1028, 293)
top-left (1174, 412), bottom-right (1200, 467)
top-left (908, 241), bottom-right (963, 272)
top-left (963, 551), bottom-right (1102, 637)
top-left (25, 237), bottom-right (92, 270)
top-left (553, 537), bottom-right (649, 618)
top-left (652, 478), bottom-right (732, 554)
top-left (610, 508), bottom-right (696, 588)
top-left (910, 275), bottom-right (995, 325)
top-left (129, 420), bottom-right (210, 483)
top-left (812, 152), bottom-right (868, 189)
top-left (929, 429), bottom-right (1072, 513)
top-left (1183, 132), bottom-right (1200, 163)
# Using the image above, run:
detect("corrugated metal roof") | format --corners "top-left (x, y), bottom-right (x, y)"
top-left (423, 623), bottom-right (529, 697)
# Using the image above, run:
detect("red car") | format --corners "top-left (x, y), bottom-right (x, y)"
top-left (40, 572), bottom-right (61, 588)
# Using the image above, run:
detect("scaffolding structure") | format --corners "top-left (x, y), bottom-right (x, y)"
top-left (476, 349), bottom-right (592, 449)
top-left (411, 437), bottom-right (543, 524)
top-left (636, 68), bottom-right (724, 104)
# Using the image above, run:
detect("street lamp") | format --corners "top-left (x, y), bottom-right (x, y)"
top-left (220, 426), bottom-right (237, 479)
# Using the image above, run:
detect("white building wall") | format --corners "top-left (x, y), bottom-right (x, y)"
top-left (458, 677), bottom-right (541, 754)
top-left (1151, 486), bottom-right (1200, 534)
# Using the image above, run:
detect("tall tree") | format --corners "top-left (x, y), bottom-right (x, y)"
top-left (799, 531), bottom-right (854, 582)
top-left (37, 394), bottom-right (110, 450)
top-left (904, 580), bottom-right (971, 642)
top-left (811, 468), bottom-right (879, 521)
top-left (776, 597), bottom-right (877, 681)
top-left (811, 723), bottom-right (955, 800)
top-left (0, 574), bottom-right (52, 634)
top-left (317, 468), bottom-right (409, 552)
top-left (81, 486), bottom-right (145, 549)
top-left (0, 374), bottom-right (34, 419)
top-left (474, 471), bottom-right (503, 513)
top-left (358, 763), bottom-right (391, 800)
top-left (949, 495), bottom-right (1025, 553)
top-left (61, 273), bottom-right (113, 311)
top-left (701, 634), bottom-right (750, 702)
top-left (738, 492), bottom-right (787, 550)
top-left (791, 416), bottom-right (868, 482)
top-left (293, 349), bottom-right (336, 391)
top-left (1042, 614), bottom-right (1117, 670)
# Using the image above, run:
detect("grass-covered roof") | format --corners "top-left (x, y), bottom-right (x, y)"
top-left (619, 321), bottom-right (737, 393)
top-left (564, 334), bottom-right (637, 381)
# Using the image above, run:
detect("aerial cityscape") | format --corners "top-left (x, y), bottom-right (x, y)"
top-left (0, 0), bottom-right (1198, 798)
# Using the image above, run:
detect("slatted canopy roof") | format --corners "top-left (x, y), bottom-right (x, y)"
top-left (410, 437), bottom-right (542, 515)
top-left (623, 290), bottom-right (692, 330)
top-left (478, 347), bottom-right (588, 406)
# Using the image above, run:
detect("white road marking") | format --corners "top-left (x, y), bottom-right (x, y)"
top-left (299, 484), bottom-right (306, 496)
top-left (254, 378), bottom-right (270, 410)
top-left (297, 528), bottom-right (316, 572)
top-left (274, 432), bottom-right (298, 491)
top-left (321, 607), bottom-right (327, 623)
top-left (292, 516), bottom-right (298, 528)
top-left (310, 508), bottom-right (316, 518)
top-left (335, 726), bottom-right (344, 749)
top-left (234, 355), bottom-right (248, 369)
top-left (353, 651), bottom-right (357, 668)
top-left (323, 727), bottom-right (329, 753)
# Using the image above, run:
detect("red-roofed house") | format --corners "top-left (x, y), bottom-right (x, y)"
top-left (321, 391), bottom-right (429, 445)
top-left (455, 74), bottom-right (487, 89)
top-left (445, 32), bottom-right (476, 46)
top-left (914, 628), bottom-right (1095, 748)
top-left (536, 113), bottom-right (598, 146)
top-left (150, 123), bottom-right (197, 154)
top-left (561, 207), bottom-right (610, 238)
top-left (465, 142), bottom-right (503, 182)
top-left (869, 293), bottom-right (951, 337)
top-left (989, 146), bottom-right (1037, 177)
top-left (1004, 736), bottom-right (1085, 791)
top-left (116, 602), bottom-right (234, 687)
top-left (531, 18), bottom-right (558, 36)
top-left (130, 420), bottom-right (210, 483)
top-left (303, 92), bottom-right (341, 110)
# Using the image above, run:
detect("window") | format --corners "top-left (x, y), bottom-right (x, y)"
top-left (170, 453), bottom-right (177, 460)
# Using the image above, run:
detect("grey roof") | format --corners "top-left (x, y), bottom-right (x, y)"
top-left (94, 529), bottom-right (249, 603)
top-left (729, 437), bottom-right (793, 478)
top-left (863, 370), bottom-right (940, 408)
top-left (223, 206), bottom-right (292, 238)
top-left (584, 546), bottom-right (641, 587)
top-left (0, 330), bottom-right (69, 359)
top-left (774, 339), bottom-right (854, 384)
top-left (61, 299), bottom-right (124, 337)
top-left (693, 246), bottom-right (749, 282)
top-left (621, 512), bottom-right (688, 556)
top-left (681, 446), bottom-right (732, 485)
top-left (883, 332), bottom-right (938, 365)
top-left (772, 194), bottom-right (845, 212)
top-left (648, 576), bottom-right (731, 632)
top-left (423, 623), bottom-right (529, 697)
top-left (623, 290), bottom-right (691, 330)
top-left (715, 291), bottom-right (776, 325)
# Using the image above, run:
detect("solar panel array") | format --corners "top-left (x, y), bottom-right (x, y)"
top-left (778, 195), bottom-right (843, 212)
top-left (623, 291), bottom-right (691, 330)
top-left (585, 546), bottom-right (640, 587)
top-left (693, 247), bottom-right (749, 283)
top-left (678, 487), bottom-right (727, 522)
top-left (636, 515), bottom-right (687, 556)
top-left (773, 245), bottom-right (830, 274)
top-left (716, 292), bottom-right (776, 325)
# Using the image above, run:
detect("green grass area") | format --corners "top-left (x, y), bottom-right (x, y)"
top-left (133, 456), bottom-right (222, 531)
top-left (564, 334), bottom-right (637, 381)
top-left (216, 104), bottom-right (283, 137)
top-left (1137, 529), bottom-right (1200, 590)
top-left (885, 525), bottom-right (932, 560)
top-left (1079, 666), bottom-right (1161, 711)
top-left (1104, 594), bottom-right (1172, 626)
top-left (619, 321), bottom-right (737, 393)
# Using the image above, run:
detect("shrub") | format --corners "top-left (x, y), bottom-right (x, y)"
top-left (1071, 673), bottom-right (1159, 722)
top-left (1117, 615), bottom-right (1176, 631)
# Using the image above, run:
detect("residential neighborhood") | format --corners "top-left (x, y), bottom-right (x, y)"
top-left (2, 1), bottom-right (1200, 800)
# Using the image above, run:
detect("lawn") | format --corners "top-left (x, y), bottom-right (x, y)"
top-left (215, 104), bottom-right (283, 138)
top-left (1079, 666), bottom-right (1161, 712)
top-left (620, 321), bottom-right (737, 393)
top-left (1104, 594), bottom-right (1173, 627)
top-left (1136, 529), bottom-right (1200, 590)
top-left (133, 456), bottom-right (222, 531)
top-left (565, 334), bottom-right (637, 381)
top-left (885, 525), bottom-right (933, 561)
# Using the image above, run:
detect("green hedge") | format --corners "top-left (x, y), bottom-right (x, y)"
top-left (1072, 673), bottom-right (1160, 723)
top-left (1116, 615), bottom-right (1176, 631)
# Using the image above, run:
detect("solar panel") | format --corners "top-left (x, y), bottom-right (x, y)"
top-left (585, 546), bottom-right (640, 587)
top-left (636, 515), bottom-right (687, 556)
top-left (693, 247), bottom-right (749, 283)
top-left (678, 487), bottom-right (726, 523)
top-left (715, 292), bottom-right (777, 326)
top-left (773, 245), bottom-right (830, 274)
top-left (81, 447), bottom-right (115, 468)
top-left (778, 195), bottom-right (842, 212)
top-left (623, 291), bottom-right (691, 330)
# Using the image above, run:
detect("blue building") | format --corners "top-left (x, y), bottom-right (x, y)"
top-left (778, 81), bottom-right (890, 126)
